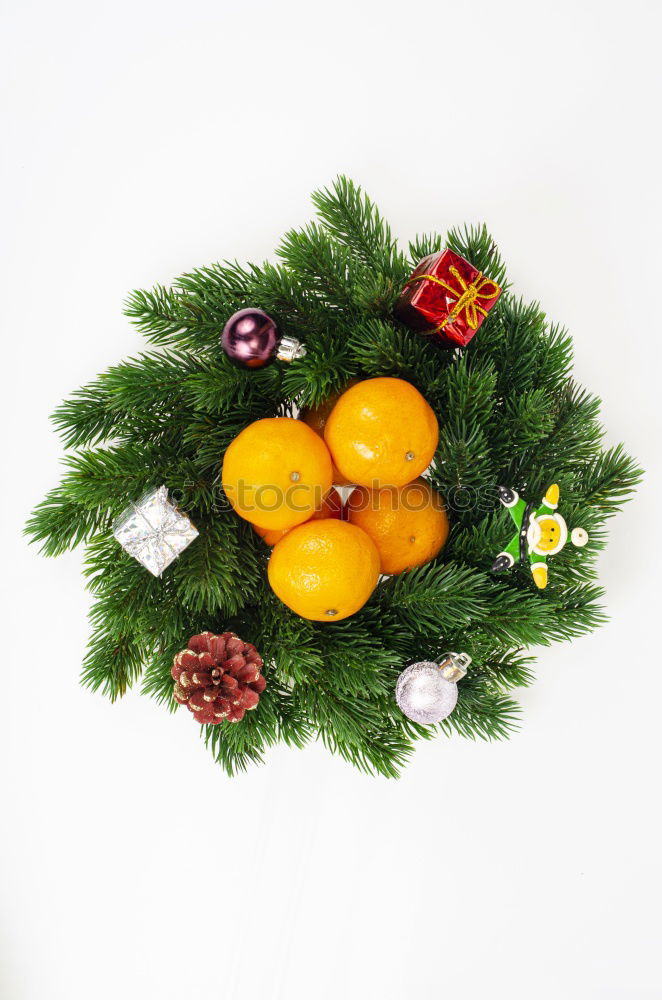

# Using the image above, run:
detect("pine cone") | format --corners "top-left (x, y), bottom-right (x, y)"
top-left (171, 631), bottom-right (266, 725)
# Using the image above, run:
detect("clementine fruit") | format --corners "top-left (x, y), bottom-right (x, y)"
top-left (324, 377), bottom-right (438, 488)
top-left (346, 478), bottom-right (449, 575)
top-left (222, 417), bottom-right (332, 531)
top-left (253, 487), bottom-right (343, 546)
top-left (268, 519), bottom-right (380, 622)
top-left (301, 381), bottom-right (358, 485)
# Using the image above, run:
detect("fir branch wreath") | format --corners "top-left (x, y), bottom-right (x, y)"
top-left (26, 178), bottom-right (641, 776)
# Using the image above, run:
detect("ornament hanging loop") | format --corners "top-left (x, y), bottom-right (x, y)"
top-left (435, 651), bottom-right (472, 682)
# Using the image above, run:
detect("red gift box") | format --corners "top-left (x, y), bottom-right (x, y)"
top-left (395, 249), bottom-right (502, 347)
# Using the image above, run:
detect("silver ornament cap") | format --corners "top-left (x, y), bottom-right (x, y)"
top-left (276, 334), bottom-right (307, 363)
top-left (395, 652), bottom-right (471, 725)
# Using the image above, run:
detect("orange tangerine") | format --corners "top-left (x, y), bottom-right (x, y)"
top-left (253, 487), bottom-right (343, 546)
top-left (301, 380), bottom-right (359, 485)
top-left (268, 519), bottom-right (380, 622)
top-left (222, 417), bottom-right (332, 531)
top-left (324, 377), bottom-right (438, 488)
top-left (346, 478), bottom-right (449, 575)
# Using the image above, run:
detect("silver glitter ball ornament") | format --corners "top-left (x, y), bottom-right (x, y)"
top-left (395, 652), bottom-right (471, 724)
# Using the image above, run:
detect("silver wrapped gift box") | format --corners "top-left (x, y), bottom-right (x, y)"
top-left (112, 486), bottom-right (199, 577)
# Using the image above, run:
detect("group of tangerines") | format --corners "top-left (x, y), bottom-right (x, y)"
top-left (221, 377), bottom-right (448, 621)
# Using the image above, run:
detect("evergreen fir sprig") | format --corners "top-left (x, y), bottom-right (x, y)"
top-left (312, 176), bottom-right (407, 278)
top-left (26, 176), bottom-right (642, 776)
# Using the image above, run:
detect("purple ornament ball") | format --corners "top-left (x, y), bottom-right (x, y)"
top-left (221, 308), bottom-right (279, 368)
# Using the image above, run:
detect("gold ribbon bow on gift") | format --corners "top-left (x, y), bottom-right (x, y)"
top-left (407, 265), bottom-right (501, 332)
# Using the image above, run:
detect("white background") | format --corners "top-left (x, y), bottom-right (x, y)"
top-left (2, 1), bottom-right (661, 998)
